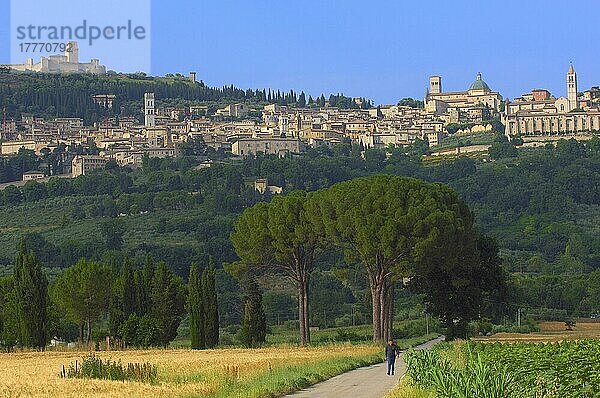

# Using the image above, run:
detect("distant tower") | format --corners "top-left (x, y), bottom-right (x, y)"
top-left (567, 63), bottom-right (578, 111)
top-left (189, 72), bottom-right (197, 83)
top-left (144, 93), bottom-right (155, 127)
top-left (279, 116), bottom-right (289, 137)
top-left (429, 76), bottom-right (442, 94)
top-left (66, 41), bottom-right (79, 63)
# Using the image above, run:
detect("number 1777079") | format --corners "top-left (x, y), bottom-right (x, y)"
top-left (18, 42), bottom-right (74, 53)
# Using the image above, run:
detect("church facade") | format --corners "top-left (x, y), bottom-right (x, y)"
top-left (503, 65), bottom-right (600, 136)
top-left (424, 72), bottom-right (503, 121)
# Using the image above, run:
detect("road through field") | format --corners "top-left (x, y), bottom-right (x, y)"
top-left (285, 336), bottom-right (444, 398)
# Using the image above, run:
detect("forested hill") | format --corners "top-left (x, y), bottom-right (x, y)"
top-left (0, 71), bottom-right (369, 123)
top-left (0, 137), bottom-right (600, 320)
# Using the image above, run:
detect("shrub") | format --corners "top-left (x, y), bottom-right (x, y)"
top-left (333, 330), bottom-right (362, 342)
top-left (283, 320), bottom-right (299, 331)
top-left (120, 314), bottom-right (162, 348)
top-left (334, 314), bottom-right (352, 327)
top-left (221, 331), bottom-right (237, 346)
top-left (61, 353), bottom-right (158, 383)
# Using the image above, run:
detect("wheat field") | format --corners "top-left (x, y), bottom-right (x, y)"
top-left (0, 344), bottom-right (382, 398)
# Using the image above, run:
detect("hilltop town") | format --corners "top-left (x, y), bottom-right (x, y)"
top-left (2, 1), bottom-right (600, 395)
top-left (0, 59), bottom-right (599, 183)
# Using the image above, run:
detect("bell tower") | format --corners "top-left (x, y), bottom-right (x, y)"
top-left (144, 93), bottom-right (155, 127)
top-left (567, 63), bottom-right (578, 111)
top-left (429, 76), bottom-right (442, 94)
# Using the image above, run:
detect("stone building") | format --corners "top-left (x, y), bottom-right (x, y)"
top-left (144, 93), bottom-right (156, 127)
top-left (232, 137), bottom-right (305, 157)
top-left (2, 42), bottom-right (106, 74)
top-left (503, 64), bottom-right (600, 136)
top-left (425, 72), bottom-right (503, 117)
top-left (71, 155), bottom-right (109, 177)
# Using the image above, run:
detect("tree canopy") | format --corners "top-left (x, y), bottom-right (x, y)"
top-left (53, 258), bottom-right (113, 343)
top-left (233, 175), bottom-right (505, 341)
top-left (231, 191), bottom-right (325, 345)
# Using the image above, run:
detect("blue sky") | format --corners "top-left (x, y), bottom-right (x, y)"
top-left (1, 0), bottom-right (599, 104)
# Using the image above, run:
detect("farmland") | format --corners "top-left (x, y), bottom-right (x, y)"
top-left (390, 339), bottom-right (600, 398)
top-left (473, 320), bottom-right (600, 342)
top-left (0, 344), bottom-right (382, 397)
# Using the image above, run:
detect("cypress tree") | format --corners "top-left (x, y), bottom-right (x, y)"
top-left (188, 262), bottom-right (205, 349)
top-left (202, 259), bottom-right (219, 348)
top-left (298, 91), bottom-right (307, 108)
top-left (108, 258), bottom-right (136, 338)
top-left (122, 258), bottom-right (136, 317)
top-left (240, 278), bottom-right (266, 348)
top-left (133, 271), bottom-right (145, 316)
top-left (108, 275), bottom-right (125, 338)
top-left (135, 256), bottom-right (154, 315)
top-left (13, 239), bottom-right (48, 349)
top-left (319, 94), bottom-right (326, 107)
top-left (151, 262), bottom-right (185, 347)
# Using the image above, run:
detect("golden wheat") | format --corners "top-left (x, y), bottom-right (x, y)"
top-left (0, 344), bottom-right (380, 397)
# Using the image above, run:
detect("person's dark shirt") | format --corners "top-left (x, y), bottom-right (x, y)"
top-left (385, 343), bottom-right (398, 359)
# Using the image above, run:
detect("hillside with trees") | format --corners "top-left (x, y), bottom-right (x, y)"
top-left (0, 71), bottom-right (371, 123)
top-left (1, 136), bottom-right (600, 346)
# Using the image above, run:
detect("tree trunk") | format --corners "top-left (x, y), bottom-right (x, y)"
top-left (368, 256), bottom-right (388, 342)
top-left (297, 284), bottom-right (306, 346)
top-left (370, 282), bottom-right (382, 342)
top-left (382, 280), bottom-right (395, 341)
top-left (79, 323), bottom-right (84, 344)
top-left (379, 280), bottom-right (386, 339)
top-left (86, 318), bottom-right (92, 344)
top-left (304, 276), bottom-right (310, 344)
top-left (297, 272), bottom-right (311, 346)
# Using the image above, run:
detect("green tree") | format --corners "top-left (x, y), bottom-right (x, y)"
top-left (53, 259), bottom-right (113, 343)
top-left (314, 176), bottom-right (423, 341)
top-left (297, 91), bottom-right (307, 108)
top-left (0, 276), bottom-right (19, 349)
top-left (150, 262), bottom-right (185, 346)
top-left (202, 261), bottom-right (219, 348)
top-left (445, 123), bottom-right (462, 135)
top-left (187, 262), bottom-right (205, 350)
top-left (315, 175), bottom-right (496, 341)
top-left (231, 191), bottom-right (325, 345)
top-left (489, 135), bottom-right (517, 159)
top-left (13, 241), bottom-right (49, 349)
top-left (108, 258), bottom-right (136, 338)
top-left (407, 138), bottom-right (429, 157)
top-left (364, 148), bottom-right (386, 172)
top-left (22, 180), bottom-right (48, 202)
top-left (398, 98), bottom-right (424, 109)
top-left (239, 277), bottom-right (267, 348)
top-left (101, 218), bottom-right (126, 250)
top-left (122, 258), bottom-right (137, 317)
top-left (3, 185), bottom-right (23, 206)
top-left (408, 194), bottom-right (502, 339)
top-left (134, 257), bottom-right (155, 316)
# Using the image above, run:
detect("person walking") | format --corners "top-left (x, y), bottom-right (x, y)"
top-left (385, 339), bottom-right (399, 375)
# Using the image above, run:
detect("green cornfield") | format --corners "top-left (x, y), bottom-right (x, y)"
top-left (405, 340), bottom-right (600, 397)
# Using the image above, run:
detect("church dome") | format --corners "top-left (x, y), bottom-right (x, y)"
top-left (469, 72), bottom-right (491, 92)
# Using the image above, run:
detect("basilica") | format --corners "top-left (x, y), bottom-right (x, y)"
top-left (424, 72), bottom-right (503, 122)
top-left (503, 65), bottom-right (600, 136)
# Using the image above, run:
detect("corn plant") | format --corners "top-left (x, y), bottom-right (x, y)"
top-left (405, 340), bottom-right (600, 398)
